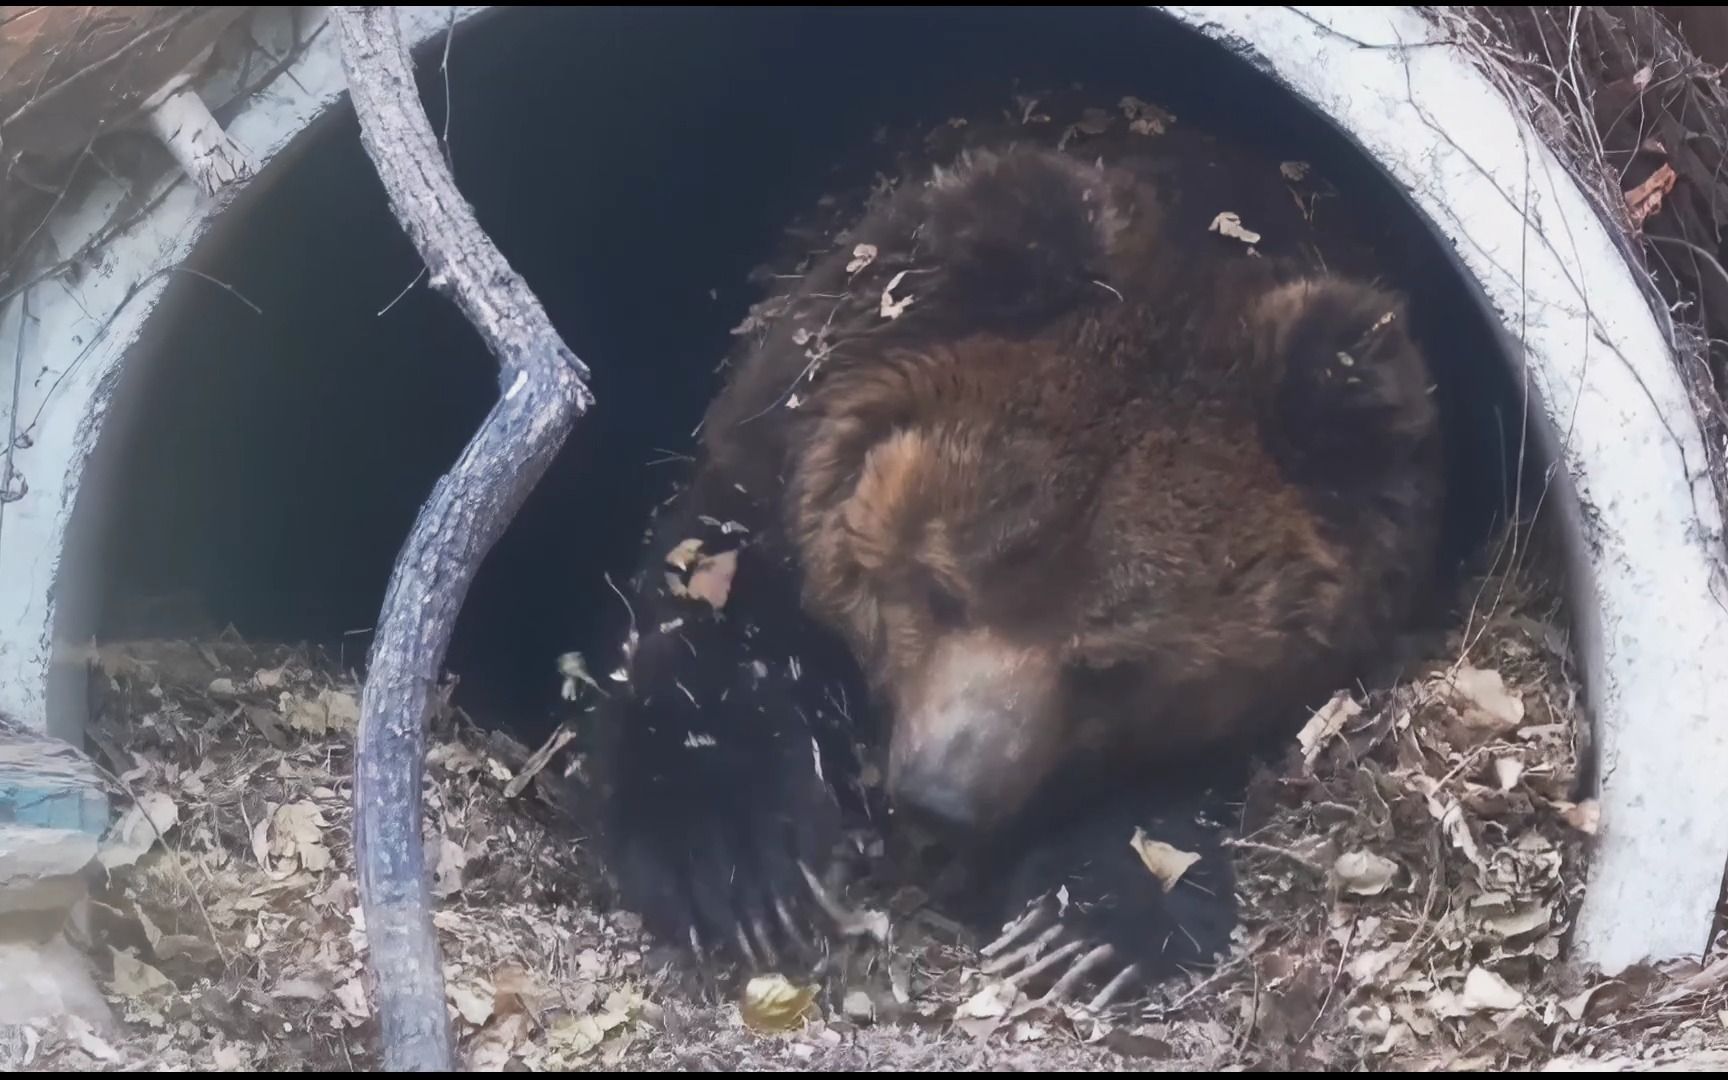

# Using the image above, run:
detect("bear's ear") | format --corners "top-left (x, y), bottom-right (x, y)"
top-left (921, 147), bottom-right (1128, 326)
top-left (1255, 276), bottom-right (1438, 484)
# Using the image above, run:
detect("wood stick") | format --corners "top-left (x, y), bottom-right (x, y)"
top-left (333, 6), bottom-right (593, 1069)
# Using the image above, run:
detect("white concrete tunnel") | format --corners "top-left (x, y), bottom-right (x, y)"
top-left (0, 6), bottom-right (1723, 980)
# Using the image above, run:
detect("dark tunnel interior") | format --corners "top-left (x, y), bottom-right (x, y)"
top-left (86, 6), bottom-right (1530, 745)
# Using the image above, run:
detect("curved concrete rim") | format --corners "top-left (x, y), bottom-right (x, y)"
top-left (0, 5), bottom-right (1722, 977)
top-left (1162, 6), bottom-right (1728, 975)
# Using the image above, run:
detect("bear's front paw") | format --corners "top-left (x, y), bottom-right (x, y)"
top-left (603, 705), bottom-right (844, 970)
top-left (984, 797), bottom-right (1237, 1008)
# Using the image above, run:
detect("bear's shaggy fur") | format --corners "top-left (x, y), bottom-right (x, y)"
top-left (585, 122), bottom-right (1444, 995)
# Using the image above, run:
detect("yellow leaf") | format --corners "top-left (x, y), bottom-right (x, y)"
top-left (741, 974), bottom-right (817, 1032)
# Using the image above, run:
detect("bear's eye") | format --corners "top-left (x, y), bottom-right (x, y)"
top-left (927, 585), bottom-right (967, 629)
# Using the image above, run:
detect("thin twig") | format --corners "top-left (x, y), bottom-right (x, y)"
top-left (0, 288), bottom-right (27, 544)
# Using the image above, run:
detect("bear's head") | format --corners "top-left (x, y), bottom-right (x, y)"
top-left (780, 148), bottom-right (1438, 840)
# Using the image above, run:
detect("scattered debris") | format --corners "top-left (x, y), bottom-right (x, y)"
top-left (1120, 96), bottom-right (1175, 136)
top-left (1130, 828), bottom-right (1202, 893)
top-left (1296, 691), bottom-right (1361, 770)
top-left (1208, 211), bottom-right (1262, 246)
top-left (1624, 163), bottom-right (1677, 229)
top-left (95, 793), bottom-right (178, 873)
top-left (663, 540), bottom-right (739, 611)
top-left (880, 270), bottom-right (916, 320)
top-left (1333, 850), bottom-right (1399, 897)
top-left (557, 652), bottom-right (603, 701)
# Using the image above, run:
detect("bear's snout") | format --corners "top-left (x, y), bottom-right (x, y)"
top-left (887, 631), bottom-right (1061, 837)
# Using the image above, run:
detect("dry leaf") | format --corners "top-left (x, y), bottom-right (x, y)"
top-left (98, 792), bottom-right (180, 871)
top-left (249, 812), bottom-right (272, 867)
top-left (957, 980), bottom-right (1016, 1020)
top-left (1348, 944), bottom-right (1406, 984)
top-left (492, 965), bottom-right (544, 1020)
top-left (271, 977), bottom-right (328, 1002)
top-left (1280, 161), bottom-right (1312, 182)
top-left (846, 243), bottom-right (878, 273)
top-left (321, 689), bottom-right (360, 732)
top-left (1422, 785), bottom-right (1488, 872)
top-left (741, 974), bottom-right (817, 1032)
top-left (685, 550), bottom-right (738, 611)
top-left (283, 688), bottom-right (360, 735)
top-left (449, 980), bottom-right (496, 1027)
top-left (432, 837), bottom-right (468, 898)
top-left (1625, 163), bottom-right (1677, 228)
top-left (506, 724), bottom-right (578, 798)
top-left (467, 1012), bottom-right (531, 1071)
top-left (1559, 984), bottom-right (1604, 1022)
top-left (549, 1013), bottom-right (606, 1058)
top-left (269, 801), bottom-right (331, 873)
top-left (1559, 799), bottom-right (1600, 835)
top-left (66, 1016), bottom-right (121, 1063)
top-left (1297, 692), bottom-right (1361, 768)
top-left (558, 652), bottom-right (601, 702)
top-left (1208, 211), bottom-right (1262, 246)
top-left (1446, 665), bottom-right (1526, 736)
top-left (880, 270), bottom-right (916, 319)
top-left (1480, 902), bottom-right (1551, 939)
top-left (1459, 967), bottom-right (1524, 1012)
top-left (1334, 850), bottom-right (1399, 896)
top-left (109, 948), bottom-right (173, 998)
top-left (1119, 96), bottom-right (1173, 135)
top-left (842, 990), bottom-right (875, 1023)
top-left (665, 542), bottom-right (738, 611)
top-left (665, 538), bottom-right (704, 571)
top-left (335, 977), bottom-right (371, 1022)
top-left (1656, 953), bottom-right (1728, 1004)
top-left (1494, 756), bottom-right (1524, 791)
top-left (1130, 827), bottom-right (1201, 893)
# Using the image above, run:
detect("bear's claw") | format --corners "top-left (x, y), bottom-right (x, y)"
top-left (980, 895), bottom-right (1147, 1009)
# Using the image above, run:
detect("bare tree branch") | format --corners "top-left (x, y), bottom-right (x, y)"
top-left (332, 6), bottom-right (594, 1070)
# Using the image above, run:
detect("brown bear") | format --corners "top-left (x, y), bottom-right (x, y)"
top-left (587, 126), bottom-right (1443, 1003)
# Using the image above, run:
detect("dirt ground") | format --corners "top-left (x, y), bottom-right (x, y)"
top-left (8, 541), bottom-right (1725, 1073)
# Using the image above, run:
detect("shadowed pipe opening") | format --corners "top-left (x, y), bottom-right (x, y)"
top-left (78, 6), bottom-right (1530, 748)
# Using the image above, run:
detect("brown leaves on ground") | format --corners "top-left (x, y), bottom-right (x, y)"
top-left (1155, 556), bottom-right (1615, 1071)
top-left (18, 637), bottom-right (645, 1072)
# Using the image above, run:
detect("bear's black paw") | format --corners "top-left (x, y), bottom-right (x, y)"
top-left (598, 635), bottom-right (851, 970)
top-left (606, 732), bottom-right (841, 969)
top-left (982, 794), bottom-right (1237, 1008)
